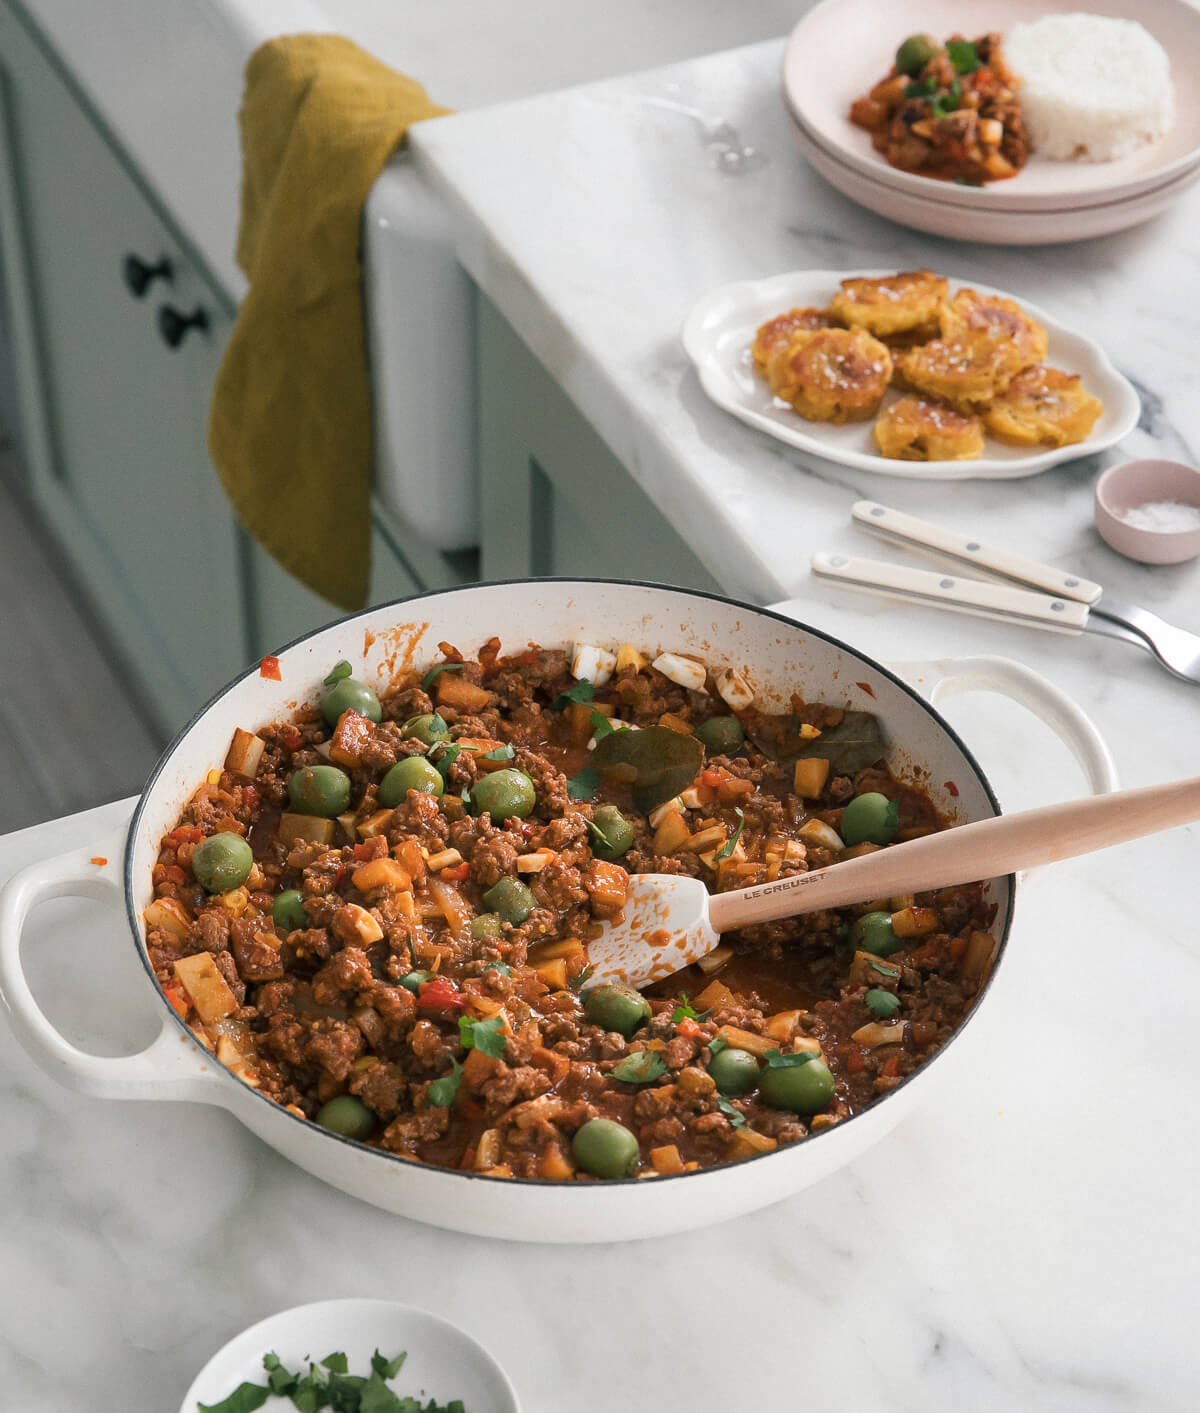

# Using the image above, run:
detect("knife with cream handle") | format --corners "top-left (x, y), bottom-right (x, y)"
top-left (811, 551), bottom-right (1094, 634)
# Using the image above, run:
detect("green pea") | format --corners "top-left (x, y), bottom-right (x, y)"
top-left (470, 768), bottom-right (536, 820)
top-left (694, 715), bottom-right (745, 756)
top-left (401, 713), bottom-right (449, 746)
top-left (708, 1046), bottom-right (760, 1097)
top-left (760, 1056), bottom-right (836, 1114)
top-left (287, 764), bottom-right (352, 818)
top-left (482, 877), bottom-right (535, 926)
top-left (191, 832), bottom-right (253, 893)
top-left (272, 889), bottom-right (309, 931)
top-left (591, 805), bottom-right (635, 860)
top-left (320, 676), bottom-right (381, 726)
top-left (895, 32), bottom-right (939, 76)
top-left (851, 910), bottom-right (902, 957)
top-left (572, 1117), bottom-right (640, 1179)
top-left (379, 756), bottom-right (444, 807)
top-left (841, 792), bottom-right (897, 847)
top-left (584, 982), bottom-right (651, 1038)
top-left (470, 913), bottom-right (503, 940)
top-left (399, 970), bottom-right (433, 993)
top-left (314, 1094), bottom-right (376, 1140)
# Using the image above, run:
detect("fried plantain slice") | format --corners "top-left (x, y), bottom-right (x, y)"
top-left (752, 307), bottom-right (836, 370)
top-left (768, 327), bottom-right (893, 423)
top-left (829, 270), bottom-right (949, 339)
top-left (873, 396), bottom-right (985, 460)
top-left (938, 288), bottom-right (1048, 370)
top-left (982, 365), bottom-right (1104, 447)
top-left (893, 333), bottom-right (1022, 411)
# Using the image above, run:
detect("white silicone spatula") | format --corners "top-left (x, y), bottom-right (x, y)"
top-left (581, 774), bottom-right (1200, 989)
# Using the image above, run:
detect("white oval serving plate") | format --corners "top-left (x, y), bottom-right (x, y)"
top-left (783, 0), bottom-right (1200, 212)
top-left (680, 268), bottom-right (1140, 480)
top-left (179, 1300), bottom-right (520, 1413)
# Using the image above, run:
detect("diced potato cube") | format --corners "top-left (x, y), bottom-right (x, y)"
top-left (425, 848), bottom-right (464, 872)
top-left (352, 858), bottom-right (413, 893)
top-left (798, 818), bottom-right (844, 851)
top-left (329, 709), bottom-right (375, 767)
top-left (726, 1128), bottom-right (778, 1160)
top-left (357, 809), bottom-right (395, 839)
top-left (279, 813), bottom-right (335, 845)
top-left (173, 953), bottom-right (238, 1025)
top-left (695, 978), bottom-right (735, 1010)
top-left (714, 1025), bottom-right (776, 1058)
top-left (435, 674), bottom-right (491, 712)
top-left (652, 652), bottom-right (707, 693)
top-left (392, 892), bottom-right (417, 920)
top-left (681, 825), bottom-right (726, 854)
top-left (793, 758), bottom-right (831, 798)
top-left (516, 850), bottom-right (555, 873)
top-left (540, 1142), bottom-right (577, 1181)
top-left (679, 785), bottom-right (715, 810)
top-left (653, 810), bottom-right (691, 855)
top-left (764, 1010), bottom-right (802, 1044)
top-left (962, 930), bottom-right (997, 983)
top-left (533, 957), bottom-right (569, 990)
top-left (462, 1047), bottom-right (502, 1089)
top-left (650, 1144), bottom-right (685, 1175)
top-left (528, 937), bottom-right (586, 964)
top-left (144, 897), bottom-right (192, 940)
top-left (696, 944), bottom-right (733, 977)
top-left (715, 666), bottom-right (754, 712)
top-left (337, 813), bottom-right (358, 842)
top-left (891, 905), bottom-right (939, 938)
top-left (648, 797), bottom-right (684, 829)
top-left (615, 643), bottom-right (646, 674)
top-left (657, 712), bottom-right (694, 735)
top-left (224, 728), bottom-right (266, 778)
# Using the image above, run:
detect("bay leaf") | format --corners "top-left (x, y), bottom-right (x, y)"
top-left (792, 710), bottom-right (887, 776)
top-left (591, 725), bottom-right (703, 813)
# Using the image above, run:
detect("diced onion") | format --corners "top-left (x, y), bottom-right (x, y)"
top-left (715, 667), bottom-right (754, 711)
top-left (571, 644), bottom-right (617, 687)
top-left (652, 652), bottom-right (707, 693)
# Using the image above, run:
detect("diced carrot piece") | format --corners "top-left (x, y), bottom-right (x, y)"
top-left (534, 957), bottom-right (569, 991)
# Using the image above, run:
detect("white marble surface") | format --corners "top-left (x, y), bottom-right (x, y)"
top-left (5, 27), bottom-right (1200, 1413)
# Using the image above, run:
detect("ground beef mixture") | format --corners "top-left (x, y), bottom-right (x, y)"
top-left (146, 640), bottom-right (997, 1181)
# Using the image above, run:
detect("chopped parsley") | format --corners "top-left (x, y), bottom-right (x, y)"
top-left (714, 808), bottom-right (745, 862)
top-left (904, 75), bottom-right (937, 98)
top-left (421, 662), bottom-right (466, 690)
top-left (478, 744), bottom-right (515, 763)
top-left (764, 1047), bottom-right (817, 1070)
top-left (865, 988), bottom-right (902, 1019)
top-left (671, 995), bottom-right (711, 1025)
top-left (707, 1035), bottom-right (729, 1059)
top-left (323, 660), bottom-right (353, 687)
top-left (610, 1050), bottom-right (668, 1084)
top-left (589, 711), bottom-right (619, 742)
top-left (566, 768), bottom-right (600, 801)
top-left (868, 958), bottom-right (900, 979)
top-left (716, 1095), bottom-right (747, 1129)
top-left (458, 1014), bottom-right (508, 1059)
top-left (427, 1058), bottom-right (464, 1107)
top-left (929, 77), bottom-right (962, 119)
top-left (197, 1348), bottom-right (453, 1413)
top-left (431, 742), bottom-right (463, 786)
top-left (551, 680), bottom-right (595, 709)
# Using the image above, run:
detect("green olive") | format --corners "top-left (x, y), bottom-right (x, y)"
top-left (470, 768), bottom-right (536, 820)
top-left (572, 1117), bottom-right (640, 1179)
top-left (841, 792), bottom-right (898, 847)
top-left (591, 805), bottom-right (635, 860)
top-left (314, 1094), bottom-right (376, 1140)
top-left (470, 913), bottom-right (503, 940)
top-left (272, 889), bottom-right (309, 931)
top-left (895, 32), bottom-right (939, 76)
top-left (401, 713), bottom-right (449, 746)
top-left (708, 1046), bottom-right (760, 1096)
top-left (287, 764), bottom-right (352, 817)
top-left (481, 877), bottom-right (535, 926)
top-left (760, 1056), bottom-right (836, 1114)
top-left (584, 982), bottom-right (651, 1038)
top-left (694, 715), bottom-right (745, 756)
top-left (320, 676), bottom-right (381, 726)
top-left (379, 756), bottom-right (444, 807)
top-left (191, 832), bottom-right (253, 894)
top-left (398, 970), bottom-right (433, 993)
top-left (851, 910), bottom-right (902, 957)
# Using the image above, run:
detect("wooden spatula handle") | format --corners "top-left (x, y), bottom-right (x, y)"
top-left (707, 775), bottom-right (1200, 934)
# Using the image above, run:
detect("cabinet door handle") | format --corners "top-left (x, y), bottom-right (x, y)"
top-left (122, 253), bottom-right (173, 298)
top-left (158, 303), bottom-right (209, 349)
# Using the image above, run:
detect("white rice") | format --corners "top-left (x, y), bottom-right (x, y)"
top-left (1005, 13), bottom-right (1174, 162)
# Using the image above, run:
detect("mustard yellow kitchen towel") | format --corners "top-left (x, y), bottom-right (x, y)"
top-left (209, 35), bottom-right (450, 611)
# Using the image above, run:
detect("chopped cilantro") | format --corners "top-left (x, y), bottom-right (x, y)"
top-left (478, 743), bottom-right (515, 762)
top-left (199, 1348), bottom-right (447, 1413)
top-left (865, 988), bottom-right (902, 1019)
top-left (610, 1049), bottom-right (668, 1084)
top-left (716, 1095), bottom-right (747, 1129)
top-left (321, 1353), bottom-right (350, 1375)
top-left (371, 1352), bottom-right (408, 1380)
top-left (421, 662), bottom-right (466, 690)
top-left (671, 994), bottom-right (711, 1025)
top-left (707, 1035), bottom-right (729, 1059)
top-left (458, 1014), bottom-right (508, 1059)
top-left (929, 77), bottom-right (962, 118)
top-left (427, 1058), bottom-right (464, 1107)
top-left (869, 958), bottom-right (900, 978)
top-left (431, 742), bottom-right (463, 786)
top-left (904, 75), bottom-right (937, 98)
top-left (714, 807), bottom-right (745, 862)
top-left (551, 680), bottom-right (595, 709)
top-left (566, 768), bottom-right (600, 801)
top-left (459, 784), bottom-right (471, 813)
top-left (764, 1047), bottom-right (816, 1070)
top-left (323, 660), bottom-right (353, 687)
top-left (198, 1383), bottom-right (270, 1413)
top-left (485, 961), bottom-right (512, 977)
top-left (946, 37), bottom-right (980, 73)
top-left (590, 710), bottom-right (619, 742)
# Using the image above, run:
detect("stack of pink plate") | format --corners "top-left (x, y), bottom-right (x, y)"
top-left (783, 0), bottom-right (1200, 245)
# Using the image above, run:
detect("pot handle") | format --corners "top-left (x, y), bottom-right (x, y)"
top-left (883, 654), bottom-right (1118, 796)
top-left (0, 825), bottom-right (219, 1102)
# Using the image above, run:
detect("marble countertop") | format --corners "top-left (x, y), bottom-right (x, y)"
top-left (5, 28), bottom-right (1200, 1413)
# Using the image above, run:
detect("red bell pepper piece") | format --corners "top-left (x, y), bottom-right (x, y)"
top-left (259, 655), bottom-right (282, 681)
top-left (418, 979), bottom-right (465, 1016)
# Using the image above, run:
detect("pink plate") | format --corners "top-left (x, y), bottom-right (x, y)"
top-left (783, 0), bottom-right (1200, 212)
top-left (787, 112), bottom-right (1200, 244)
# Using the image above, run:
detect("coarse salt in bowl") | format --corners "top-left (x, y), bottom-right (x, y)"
top-left (1094, 459), bottom-right (1200, 564)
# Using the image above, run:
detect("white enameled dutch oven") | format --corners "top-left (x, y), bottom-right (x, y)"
top-left (0, 580), bottom-right (1116, 1243)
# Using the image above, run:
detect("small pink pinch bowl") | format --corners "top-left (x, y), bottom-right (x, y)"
top-left (1095, 459), bottom-right (1200, 565)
